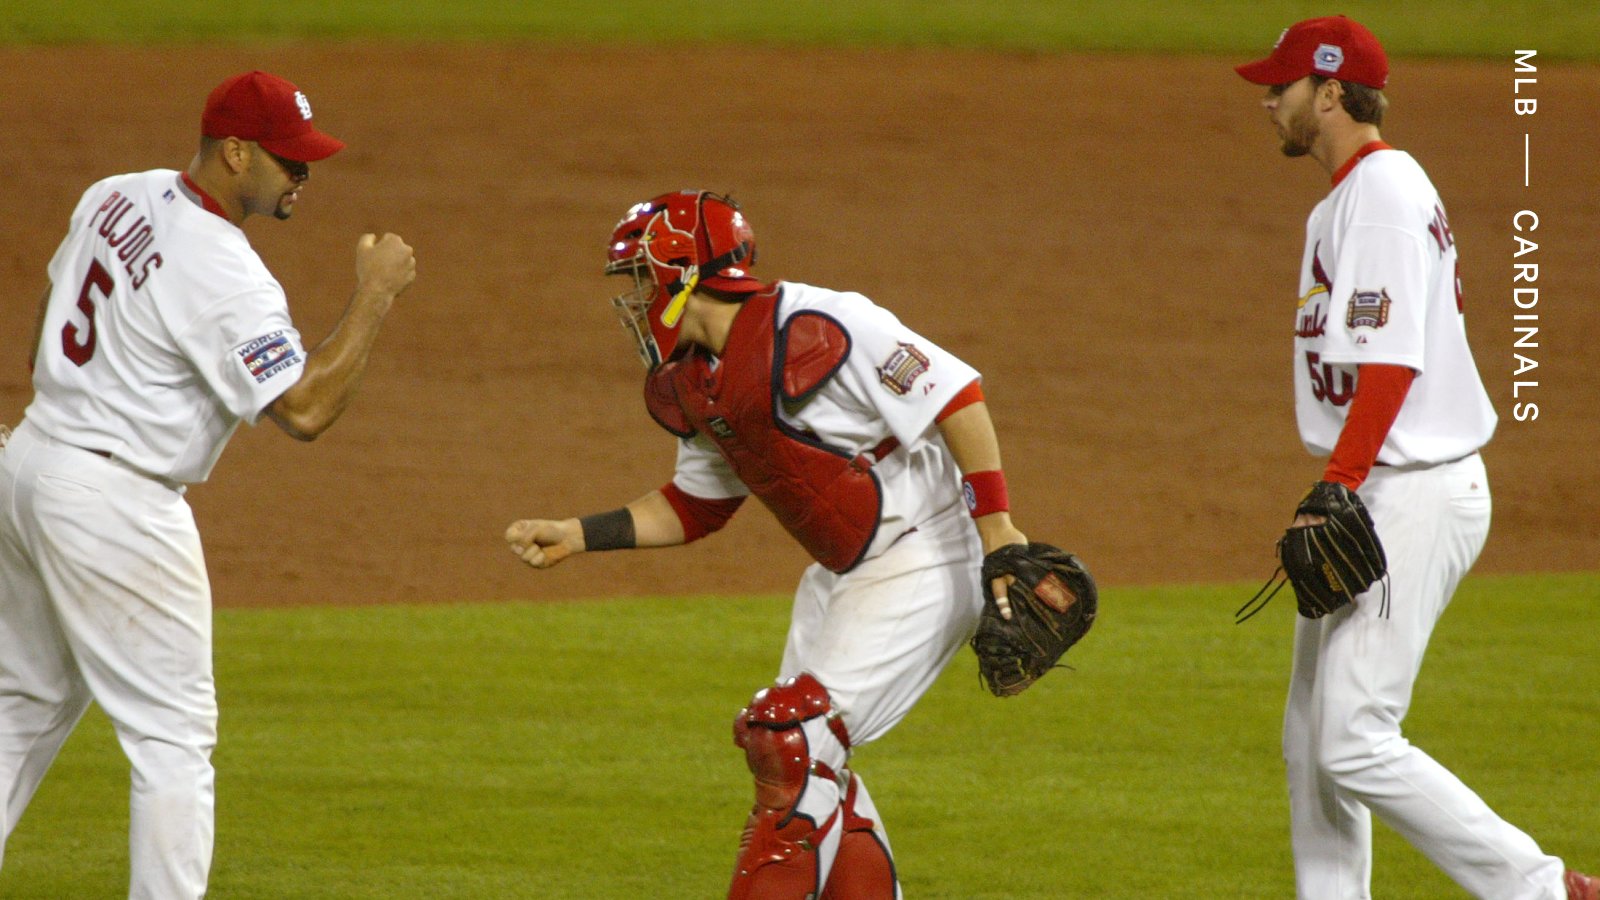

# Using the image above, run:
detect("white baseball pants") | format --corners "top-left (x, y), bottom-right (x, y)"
top-left (776, 502), bottom-right (984, 893)
top-left (779, 503), bottom-right (984, 747)
top-left (1285, 453), bottom-right (1567, 899)
top-left (0, 420), bottom-right (216, 900)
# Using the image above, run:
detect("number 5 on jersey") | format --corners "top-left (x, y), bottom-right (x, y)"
top-left (62, 260), bottom-right (113, 367)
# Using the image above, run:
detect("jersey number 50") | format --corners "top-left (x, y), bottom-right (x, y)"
top-left (1305, 350), bottom-right (1354, 407)
top-left (62, 260), bottom-right (113, 367)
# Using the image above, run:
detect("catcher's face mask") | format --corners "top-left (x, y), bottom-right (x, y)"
top-left (607, 258), bottom-right (665, 369)
top-left (604, 190), bottom-right (760, 369)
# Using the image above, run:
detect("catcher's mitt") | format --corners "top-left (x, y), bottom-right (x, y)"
top-left (971, 542), bottom-right (1097, 697)
top-left (1237, 481), bottom-right (1388, 622)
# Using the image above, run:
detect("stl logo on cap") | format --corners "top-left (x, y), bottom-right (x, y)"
top-left (201, 71), bottom-right (345, 162)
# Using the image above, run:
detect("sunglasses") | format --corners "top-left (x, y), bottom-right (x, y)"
top-left (262, 147), bottom-right (310, 183)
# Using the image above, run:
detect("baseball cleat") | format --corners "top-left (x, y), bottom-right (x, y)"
top-left (1567, 869), bottom-right (1599, 900)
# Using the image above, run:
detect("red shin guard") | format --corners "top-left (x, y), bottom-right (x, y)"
top-left (727, 674), bottom-right (849, 900)
top-left (820, 774), bottom-right (897, 900)
top-left (728, 803), bottom-right (837, 900)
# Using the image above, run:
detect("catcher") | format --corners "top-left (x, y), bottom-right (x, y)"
top-left (504, 191), bottom-right (1092, 899)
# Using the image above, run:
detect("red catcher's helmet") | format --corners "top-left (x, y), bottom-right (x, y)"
top-left (605, 190), bottom-right (762, 368)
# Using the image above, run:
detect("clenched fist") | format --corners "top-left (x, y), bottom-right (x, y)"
top-left (355, 232), bottom-right (416, 302)
top-left (505, 517), bottom-right (583, 569)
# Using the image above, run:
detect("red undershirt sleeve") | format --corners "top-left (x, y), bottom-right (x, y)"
top-left (660, 481), bottom-right (746, 544)
top-left (1323, 363), bottom-right (1416, 490)
top-left (936, 379), bottom-right (983, 423)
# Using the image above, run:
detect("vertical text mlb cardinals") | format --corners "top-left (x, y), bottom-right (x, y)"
top-left (1237, 17), bottom-right (1596, 900)
top-left (505, 191), bottom-right (1070, 898)
top-left (0, 71), bottom-right (415, 899)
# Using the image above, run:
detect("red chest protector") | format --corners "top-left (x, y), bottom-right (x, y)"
top-left (644, 289), bottom-right (883, 574)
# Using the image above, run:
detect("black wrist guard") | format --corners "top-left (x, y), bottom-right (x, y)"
top-left (579, 508), bottom-right (636, 552)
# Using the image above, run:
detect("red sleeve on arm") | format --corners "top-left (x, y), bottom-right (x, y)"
top-left (935, 379), bottom-right (984, 424)
top-left (659, 481), bottom-right (746, 544)
top-left (1323, 364), bottom-right (1416, 490)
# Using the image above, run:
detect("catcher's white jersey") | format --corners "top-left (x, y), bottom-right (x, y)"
top-left (670, 280), bottom-right (979, 560)
top-left (27, 169), bottom-right (306, 484)
top-left (1291, 146), bottom-right (1496, 464)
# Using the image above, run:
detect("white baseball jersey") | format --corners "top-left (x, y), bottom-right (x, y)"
top-left (27, 169), bottom-right (306, 484)
top-left (1292, 146), bottom-right (1496, 464)
top-left (668, 281), bottom-right (980, 561)
top-left (1282, 148), bottom-right (1567, 900)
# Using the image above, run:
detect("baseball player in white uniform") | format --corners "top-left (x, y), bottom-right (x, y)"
top-left (1238, 18), bottom-right (1596, 900)
top-left (506, 191), bottom-right (1033, 899)
top-left (0, 70), bottom-right (415, 899)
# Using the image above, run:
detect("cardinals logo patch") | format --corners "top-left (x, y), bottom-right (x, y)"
top-left (1346, 289), bottom-right (1391, 330)
top-left (877, 342), bottom-right (930, 395)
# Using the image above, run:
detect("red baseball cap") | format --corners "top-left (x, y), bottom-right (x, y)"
top-left (1236, 15), bottom-right (1388, 90)
top-left (201, 71), bottom-right (345, 162)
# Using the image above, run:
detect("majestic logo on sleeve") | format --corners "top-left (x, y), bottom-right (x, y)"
top-left (1346, 289), bottom-right (1392, 330)
top-left (877, 342), bottom-right (930, 395)
top-left (235, 331), bottom-right (303, 383)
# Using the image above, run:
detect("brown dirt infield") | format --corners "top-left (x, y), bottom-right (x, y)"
top-left (2, 44), bottom-right (1595, 608)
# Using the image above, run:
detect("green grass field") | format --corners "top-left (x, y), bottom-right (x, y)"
top-left (3, 0), bottom-right (1599, 58)
top-left (2, 573), bottom-right (1595, 898)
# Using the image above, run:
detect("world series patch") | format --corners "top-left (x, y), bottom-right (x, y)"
top-left (234, 331), bottom-right (303, 384)
top-left (877, 342), bottom-right (930, 395)
top-left (1313, 43), bottom-right (1345, 76)
top-left (1346, 289), bottom-right (1391, 330)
